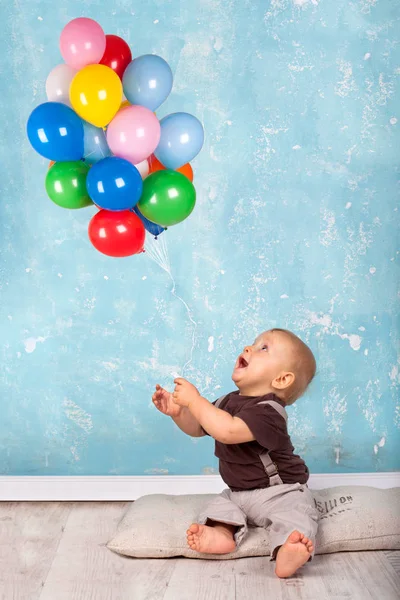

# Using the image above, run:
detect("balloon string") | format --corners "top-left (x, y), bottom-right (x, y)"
top-left (144, 235), bottom-right (169, 272)
top-left (167, 269), bottom-right (197, 377)
top-left (144, 234), bottom-right (197, 377)
top-left (83, 146), bottom-right (108, 162)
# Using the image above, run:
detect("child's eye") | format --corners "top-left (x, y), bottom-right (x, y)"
top-left (261, 345), bottom-right (268, 351)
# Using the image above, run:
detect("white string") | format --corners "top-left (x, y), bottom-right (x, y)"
top-left (144, 233), bottom-right (197, 377)
top-left (144, 233), bottom-right (170, 273)
top-left (83, 144), bottom-right (108, 162)
top-left (168, 269), bottom-right (197, 377)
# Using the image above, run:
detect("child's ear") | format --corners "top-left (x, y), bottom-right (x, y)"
top-left (272, 371), bottom-right (295, 391)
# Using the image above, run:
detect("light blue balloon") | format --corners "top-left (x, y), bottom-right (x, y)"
top-left (83, 122), bottom-right (111, 165)
top-left (154, 112), bottom-right (204, 170)
top-left (122, 54), bottom-right (173, 112)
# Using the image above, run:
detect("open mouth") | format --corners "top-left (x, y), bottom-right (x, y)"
top-left (236, 356), bottom-right (249, 369)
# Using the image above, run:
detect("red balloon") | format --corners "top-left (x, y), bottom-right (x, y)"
top-left (88, 210), bottom-right (145, 257)
top-left (99, 35), bottom-right (132, 80)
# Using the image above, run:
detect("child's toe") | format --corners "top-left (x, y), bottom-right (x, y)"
top-left (301, 535), bottom-right (309, 545)
top-left (287, 530), bottom-right (302, 544)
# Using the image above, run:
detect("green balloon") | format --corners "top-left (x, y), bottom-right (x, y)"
top-left (45, 161), bottom-right (93, 209)
top-left (138, 170), bottom-right (196, 227)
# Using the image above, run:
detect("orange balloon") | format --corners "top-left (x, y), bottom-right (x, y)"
top-left (149, 155), bottom-right (193, 182)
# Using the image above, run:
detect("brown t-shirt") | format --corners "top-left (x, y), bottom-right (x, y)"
top-left (204, 391), bottom-right (309, 492)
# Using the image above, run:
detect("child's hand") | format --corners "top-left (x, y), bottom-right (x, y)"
top-left (173, 378), bottom-right (201, 408)
top-left (152, 384), bottom-right (182, 417)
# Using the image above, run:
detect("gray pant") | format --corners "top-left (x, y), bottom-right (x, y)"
top-left (197, 482), bottom-right (319, 560)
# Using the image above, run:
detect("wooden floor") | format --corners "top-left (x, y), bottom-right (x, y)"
top-left (1, 502), bottom-right (399, 600)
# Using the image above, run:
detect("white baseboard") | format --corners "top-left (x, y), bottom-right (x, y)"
top-left (1, 472), bottom-right (399, 501)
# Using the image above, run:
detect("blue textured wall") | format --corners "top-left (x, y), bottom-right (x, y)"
top-left (1, 0), bottom-right (399, 476)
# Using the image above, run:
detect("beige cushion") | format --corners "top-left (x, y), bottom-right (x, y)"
top-left (107, 486), bottom-right (400, 559)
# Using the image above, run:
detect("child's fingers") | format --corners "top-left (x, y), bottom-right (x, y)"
top-left (153, 399), bottom-right (165, 414)
top-left (153, 388), bottom-right (173, 414)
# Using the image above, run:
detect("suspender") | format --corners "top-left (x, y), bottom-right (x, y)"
top-left (214, 395), bottom-right (288, 487)
top-left (214, 395), bottom-right (227, 409)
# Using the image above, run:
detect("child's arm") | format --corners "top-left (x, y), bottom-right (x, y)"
top-left (173, 379), bottom-right (255, 444)
top-left (152, 384), bottom-right (205, 437)
top-left (172, 408), bottom-right (205, 437)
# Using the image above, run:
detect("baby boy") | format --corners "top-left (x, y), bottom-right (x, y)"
top-left (152, 328), bottom-right (319, 578)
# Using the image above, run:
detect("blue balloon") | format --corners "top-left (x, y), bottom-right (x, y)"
top-left (27, 102), bottom-right (84, 161)
top-left (133, 206), bottom-right (165, 238)
top-left (86, 157), bottom-right (143, 212)
top-left (154, 112), bottom-right (204, 170)
top-left (123, 54), bottom-right (173, 112)
top-left (83, 122), bottom-right (111, 165)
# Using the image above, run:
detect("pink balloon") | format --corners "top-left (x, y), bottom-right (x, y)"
top-left (107, 106), bottom-right (161, 165)
top-left (60, 18), bottom-right (106, 70)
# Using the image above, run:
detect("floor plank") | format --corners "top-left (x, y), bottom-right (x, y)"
top-left (163, 558), bottom-right (236, 600)
top-left (383, 550), bottom-right (400, 576)
top-left (1, 502), bottom-right (399, 600)
top-left (39, 502), bottom-right (178, 600)
top-left (234, 554), bottom-right (330, 600)
top-left (0, 502), bottom-right (72, 600)
top-left (311, 550), bottom-right (400, 600)
top-left (344, 551), bottom-right (400, 600)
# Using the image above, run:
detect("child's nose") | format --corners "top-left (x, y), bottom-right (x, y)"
top-left (243, 346), bottom-right (252, 354)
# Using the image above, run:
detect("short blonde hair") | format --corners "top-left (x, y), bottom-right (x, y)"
top-left (271, 328), bottom-right (316, 405)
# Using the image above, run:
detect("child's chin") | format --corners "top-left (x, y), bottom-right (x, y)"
top-left (231, 370), bottom-right (245, 383)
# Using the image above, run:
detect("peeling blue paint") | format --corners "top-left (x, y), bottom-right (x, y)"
top-left (0, 0), bottom-right (399, 476)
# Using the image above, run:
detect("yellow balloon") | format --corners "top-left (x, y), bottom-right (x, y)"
top-left (70, 65), bottom-right (122, 128)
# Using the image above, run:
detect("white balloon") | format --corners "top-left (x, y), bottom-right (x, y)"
top-left (45, 64), bottom-right (77, 106)
top-left (134, 159), bottom-right (150, 179)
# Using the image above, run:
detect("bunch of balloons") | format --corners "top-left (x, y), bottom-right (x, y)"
top-left (27, 17), bottom-right (204, 257)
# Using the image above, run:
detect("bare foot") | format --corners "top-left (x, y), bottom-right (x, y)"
top-left (186, 523), bottom-right (236, 554)
top-left (275, 530), bottom-right (314, 578)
